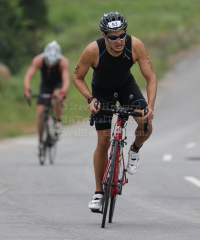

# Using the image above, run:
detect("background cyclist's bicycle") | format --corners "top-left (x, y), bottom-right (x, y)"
top-left (26, 93), bottom-right (60, 165)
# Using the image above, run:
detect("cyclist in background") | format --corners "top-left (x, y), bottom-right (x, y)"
top-left (24, 41), bottom-right (70, 152)
top-left (74, 11), bottom-right (157, 211)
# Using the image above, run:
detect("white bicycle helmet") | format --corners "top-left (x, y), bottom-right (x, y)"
top-left (43, 41), bottom-right (62, 65)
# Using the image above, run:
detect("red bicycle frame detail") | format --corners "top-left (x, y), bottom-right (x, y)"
top-left (102, 119), bottom-right (128, 196)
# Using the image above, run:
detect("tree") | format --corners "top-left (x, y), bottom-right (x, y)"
top-left (0, 0), bottom-right (48, 73)
top-left (20, 0), bottom-right (48, 29)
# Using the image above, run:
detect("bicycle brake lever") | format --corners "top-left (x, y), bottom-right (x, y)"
top-left (26, 98), bottom-right (31, 107)
top-left (89, 100), bottom-right (99, 126)
top-left (89, 111), bottom-right (95, 126)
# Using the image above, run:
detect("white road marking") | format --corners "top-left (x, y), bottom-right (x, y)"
top-left (185, 176), bottom-right (200, 188)
top-left (162, 154), bottom-right (173, 162)
top-left (185, 142), bottom-right (197, 149)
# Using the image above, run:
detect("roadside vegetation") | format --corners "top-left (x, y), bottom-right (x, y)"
top-left (0, 0), bottom-right (200, 138)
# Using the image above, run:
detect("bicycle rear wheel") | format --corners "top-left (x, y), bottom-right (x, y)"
top-left (39, 113), bottom-right (47, 165)
top-left (101, 140), bottom-right (118, 228)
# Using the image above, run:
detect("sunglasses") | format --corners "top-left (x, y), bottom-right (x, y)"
top-left (106, 33), bottom-right (126, 42)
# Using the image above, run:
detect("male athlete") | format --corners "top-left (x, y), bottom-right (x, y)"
top-left (24, 41), bottom-right (70, 152)
top-left (74, 11), bottom-right (157, 211)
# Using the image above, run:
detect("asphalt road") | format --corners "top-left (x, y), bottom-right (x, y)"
top-left (1, 47), bottom-right (200, 239)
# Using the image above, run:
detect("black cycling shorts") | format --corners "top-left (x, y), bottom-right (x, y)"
top-left (37, 82), bottom-right (62, 105)
top-left (92, 74), bottom-right (147, 131)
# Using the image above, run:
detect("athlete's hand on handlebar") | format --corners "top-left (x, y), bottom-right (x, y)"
top-left (58, 91), bottom-right (66, 101)
top-left (53, 90), bottom-right (66, 101)
top-left (143, 106), bottom-right (154, 121)
top-left (24, 89), bottom-right (32, 99)
top-left (134, 107), bottom-right (153, 121)
top-left (88, 98), bottom-right (101, 114)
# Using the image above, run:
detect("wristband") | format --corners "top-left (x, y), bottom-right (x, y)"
top-left (88, 96), bottom-right (94, 104)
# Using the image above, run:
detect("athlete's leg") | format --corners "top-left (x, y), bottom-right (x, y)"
top-left (118, 74), bottom-right (152, 151)
top-left (132, 113), bottom-right (153, 152)
top-left (94, 129), bottom-right (111, 192)
top-left (37, 84), bottom-right (51, 140)
top-left (53, 88), bottom-right (63, 121)
top-left (92, 83), bottom-right (114, 191)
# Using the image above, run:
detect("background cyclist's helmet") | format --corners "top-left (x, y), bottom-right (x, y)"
top-left (43, 41), bottom-right (62, 65)
top-left (100, 11), bottom-right (128, 33)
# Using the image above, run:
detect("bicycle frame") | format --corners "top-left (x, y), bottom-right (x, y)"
top-left (102, 117), bottom-right (128, 197)
top-left (44, 98), bottom-right (54, 130)
top-left (90, 94), bottom-right (148, 227)
top-left (28, 93), bottom-right (58, 165)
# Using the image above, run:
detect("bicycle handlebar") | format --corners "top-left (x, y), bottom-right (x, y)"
top-left (31, 93), bottom-right (58, 99)
top-left (89, 93), bottom-right (149, 133)
top-left (90, 103), bottom-right (143, 125)
top-left (25, 93), bottom-right (58, 107)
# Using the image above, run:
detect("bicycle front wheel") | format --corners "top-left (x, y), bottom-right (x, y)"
top-left (39, 113), bottom-right (47, 165)
top-left (48, 117), bottom-right (57, 164)
top-left (109, 195), bottom-right (117, 223)
top-left (101, 140), bottom-right (118, 228)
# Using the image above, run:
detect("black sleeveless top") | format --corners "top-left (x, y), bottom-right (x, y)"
top-left (40, 59), bottom-right (62, 87)
top-left (92, 35), bottom-right (134, 90)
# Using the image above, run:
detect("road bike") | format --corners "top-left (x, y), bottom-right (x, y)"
top-left (26, 93), bottom-right (59, 165)
top-left (90, 93), bottom-right (148, 228)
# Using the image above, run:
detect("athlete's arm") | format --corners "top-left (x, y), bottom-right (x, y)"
top-left (59, 57), bottom-right (70, 93)
top-left (24, 54), bottom-right (43, 92)
top-left (73, 42), bottom-right (99, 98)
top-left (73, 42), bottom-right (100, 113)
top-left (132, 37), bottom-right (157, 119)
